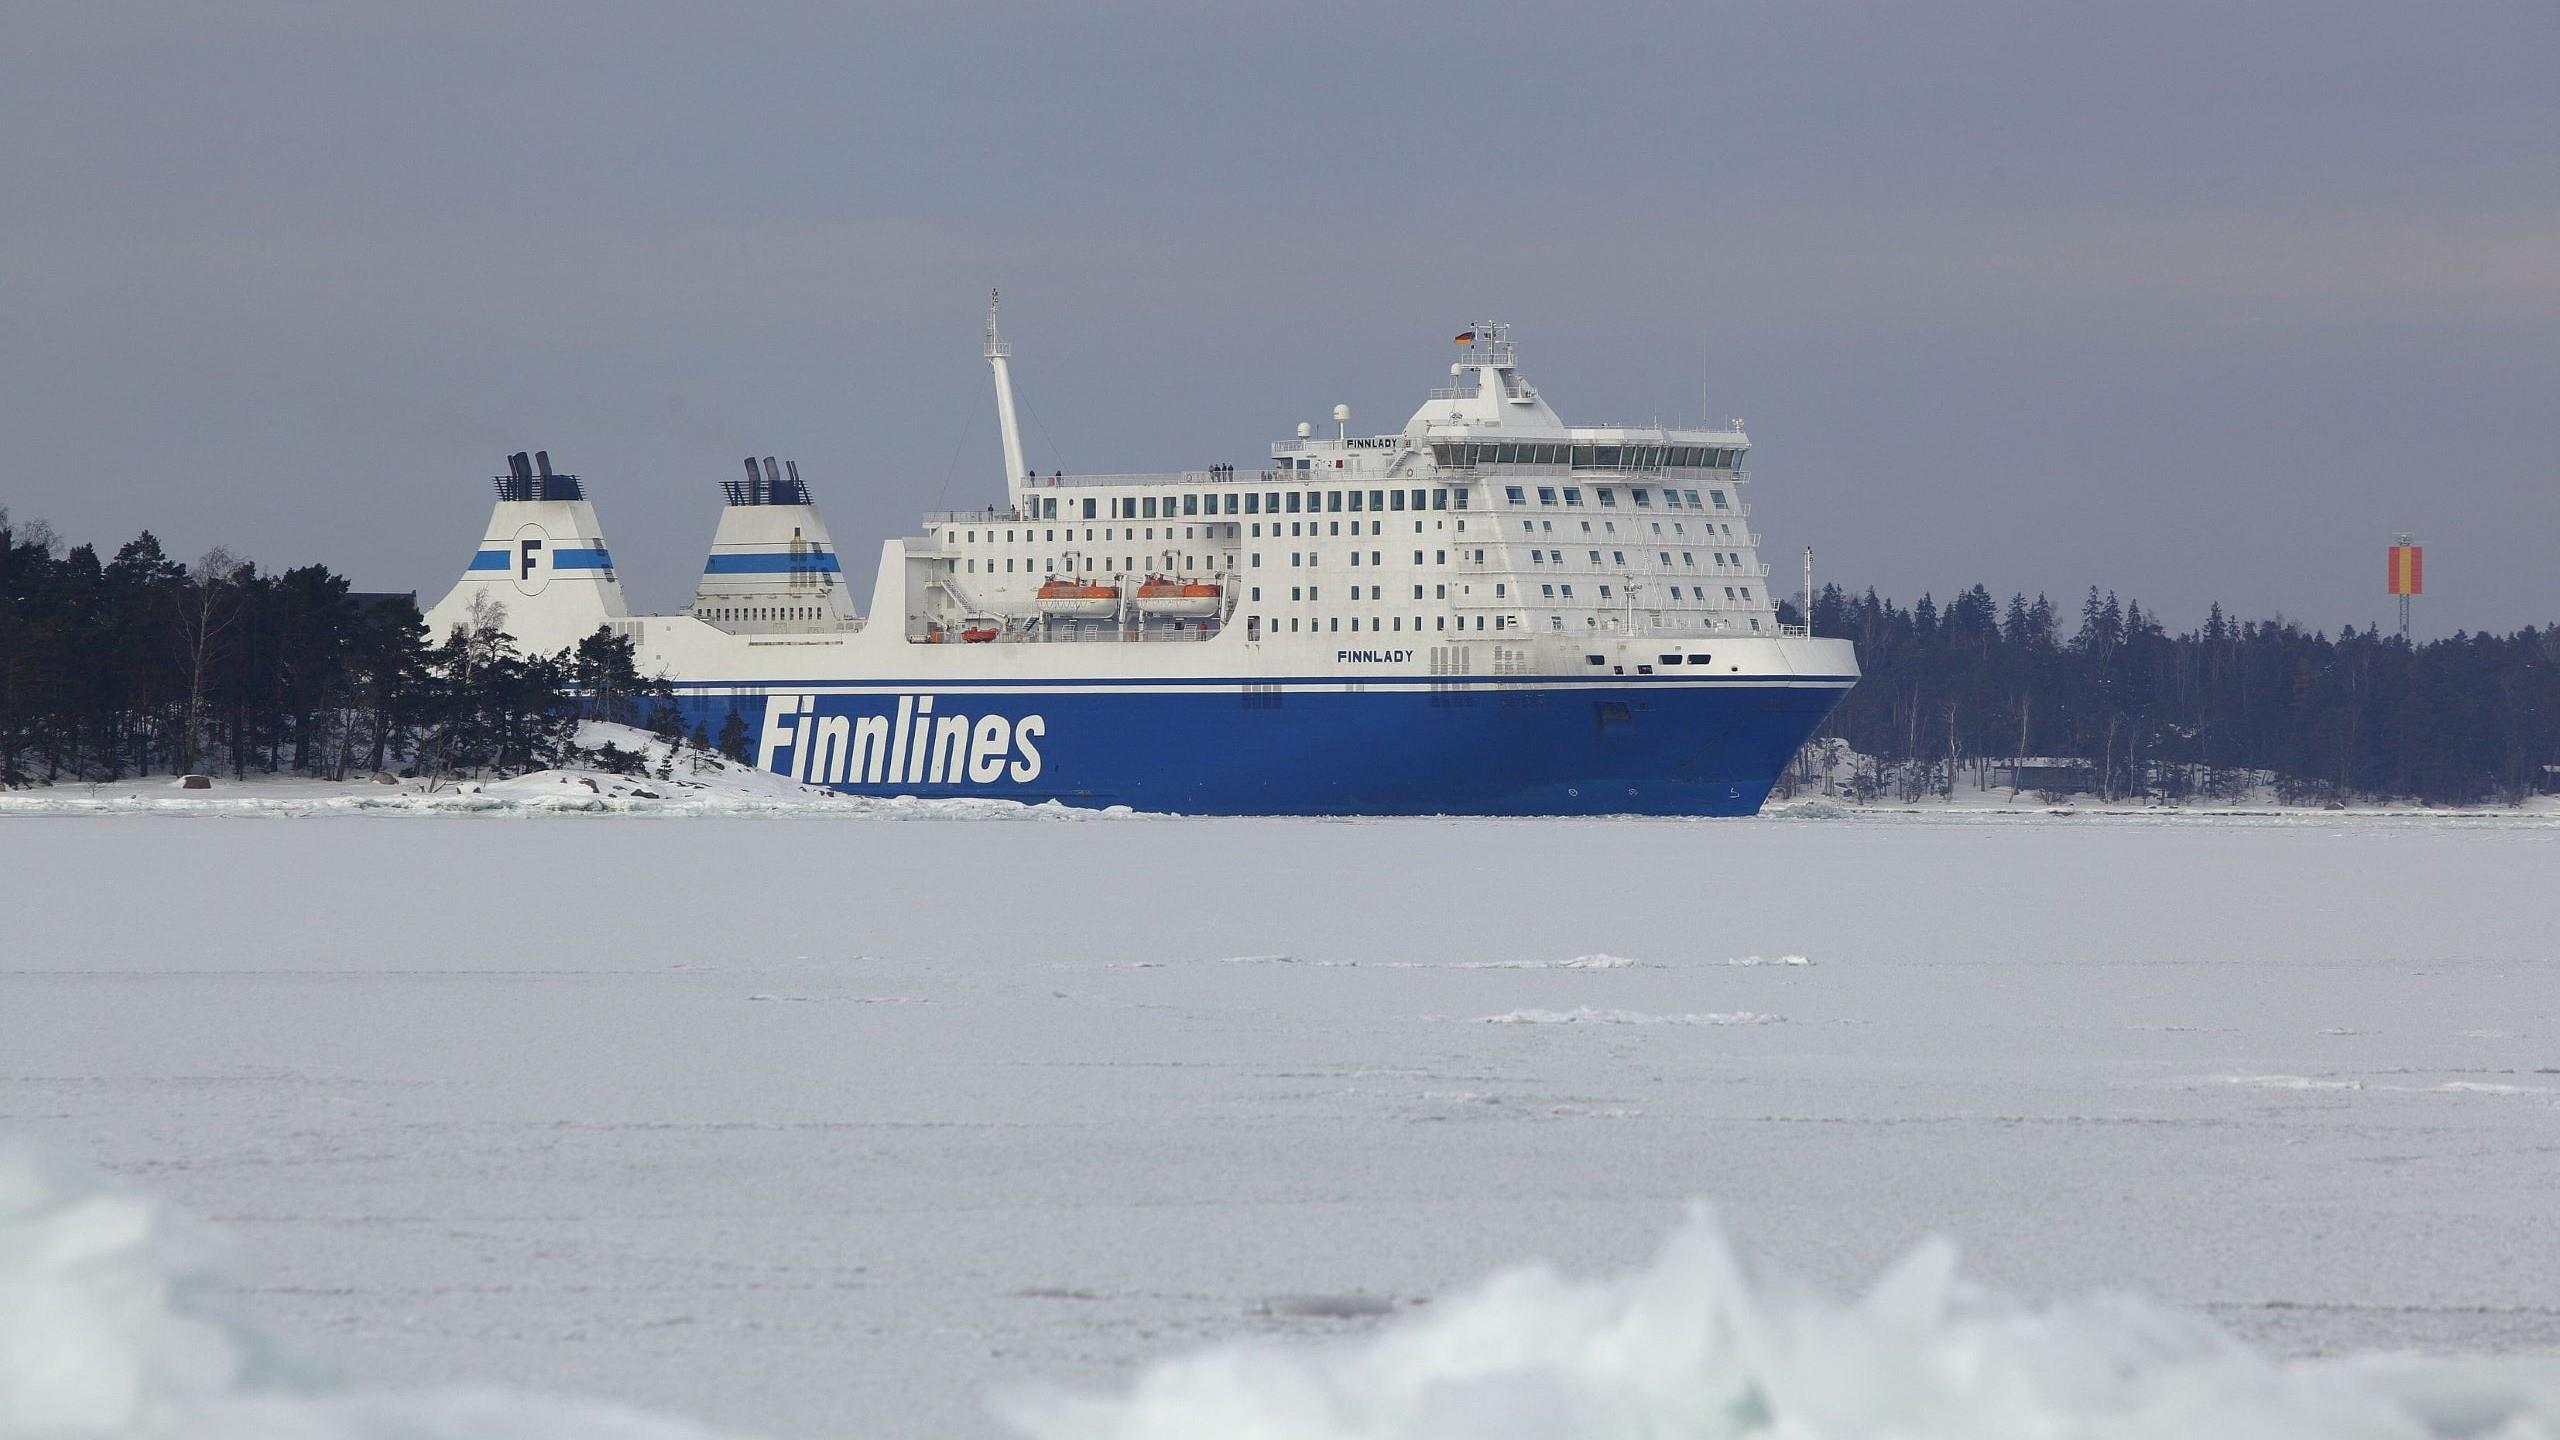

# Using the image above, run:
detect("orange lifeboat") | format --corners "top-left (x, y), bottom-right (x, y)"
top-left (960, 625), bottom-right (999, 643)
top-left (1134, 575), bottom-right (1221, 618)
top-left (1035, 576), bottom-right (1120, 618)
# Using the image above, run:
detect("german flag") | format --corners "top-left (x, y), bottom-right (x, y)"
top-left (1454, 331), bottom-right (1476, 347)
top-left (2387, 544), bottom-right (2423, 596)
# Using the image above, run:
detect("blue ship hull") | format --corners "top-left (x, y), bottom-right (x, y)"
top-left (669, 676), bottom-right (1849, 817)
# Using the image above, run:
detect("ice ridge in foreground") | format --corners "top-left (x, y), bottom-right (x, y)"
top-left (1004, 1206), bottom-right (2560, 1440)
top-left (0, 1141), bottom-right (744, 1439)
top-left (9, 1139), bottom-right (2560, 1440)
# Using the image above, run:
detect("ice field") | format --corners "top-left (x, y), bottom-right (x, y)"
top-left (4, 810), bottom-right (2558, 1438)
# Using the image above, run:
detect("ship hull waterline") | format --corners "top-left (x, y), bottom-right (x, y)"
top-left (670, 674), bottom-right (1852, 817)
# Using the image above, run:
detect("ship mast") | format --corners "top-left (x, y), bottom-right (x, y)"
top-left (985, 290), bottom-right (1029, 507)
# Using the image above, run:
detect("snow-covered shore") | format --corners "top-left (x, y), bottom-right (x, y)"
top-left (0, 724), bottom-right (1120, 820)
top-left (4, 720), bottom-right (2550, 822)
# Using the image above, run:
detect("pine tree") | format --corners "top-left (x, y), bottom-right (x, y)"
top-left (716, 709), bottom-right (752, 765)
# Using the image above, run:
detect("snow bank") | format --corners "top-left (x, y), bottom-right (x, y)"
top-left (1003, 1203), bottom-right (2560, 1440)
top-left (0, 1141), bottom-right (747, 1440)
top-left (0, 724), bottom-right (1121, 821)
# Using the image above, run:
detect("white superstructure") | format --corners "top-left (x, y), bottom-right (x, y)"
top-left (902, 318), bottom-right (1776, 650)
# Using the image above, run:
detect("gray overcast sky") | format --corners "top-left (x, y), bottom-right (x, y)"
top-left (5, 1), bottom-right (2554, 635)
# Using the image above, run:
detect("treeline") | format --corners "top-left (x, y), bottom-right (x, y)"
top-left (0, 513), bottom-right (718, 787)
top-left (1781, 584), bottom-right (2559, 806)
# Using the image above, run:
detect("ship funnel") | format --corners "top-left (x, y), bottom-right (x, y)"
top-left (422, 448), bottom-right (629, 655)
top-left (694, 453), bottom-right (855, 628)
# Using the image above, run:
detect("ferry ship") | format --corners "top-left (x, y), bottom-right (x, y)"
top-left (420, 304), bottom-right (1857, 815)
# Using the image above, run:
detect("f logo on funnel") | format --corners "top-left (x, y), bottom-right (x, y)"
top-left (511, 523), bottom-right (551, 595)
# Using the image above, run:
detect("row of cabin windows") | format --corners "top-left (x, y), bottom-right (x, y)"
top-left (698, 605), bottom-right (825, 623)
top-left (1503, 485), bottom-right (1727, 511)
top-left (1519, 548), bottom-right (1746, 571)
top-left (1257, 549), bottom-right (1454, 568)
top-left (1247, 518), bottom-right (1466, 538)
top-left (1245, 584), bottom-right (1454, 603)
top-left (1517, 517), bottom-right (1736, 539)
top-left (1084, 487), bottom-right (1471, 521)
top-left (953, 526), bottom-right (1223, 544)
top-left (967, 556), bottom-right (1235, 574)
top-left (1007, 489), bottom-right (1482, 522)
top-left (1434, 443), bottom-right (1741, 470)
top-left (1248, 614), bottom-right (1511, 636)
top-left (965, 555), bottom-right (1227, 574)
top-left (1552, 614), bottom-right (1761, 632)
top-left (1240, 611), bottom-right (1754, 641)
top-left (1535, 582), bottom-right (1752, 603)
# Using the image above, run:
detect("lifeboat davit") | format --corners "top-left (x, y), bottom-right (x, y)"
top-left (1134, 575), bottom-right (1222, 618)
top-left (1035, 577), bottom-right (1120, 618)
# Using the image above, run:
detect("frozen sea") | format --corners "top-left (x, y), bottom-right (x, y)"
top-left (4, 810), bottom-right (2557, 1437)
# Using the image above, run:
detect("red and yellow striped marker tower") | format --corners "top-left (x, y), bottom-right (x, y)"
top-left (2387, 534), bottom-right (2423, 641)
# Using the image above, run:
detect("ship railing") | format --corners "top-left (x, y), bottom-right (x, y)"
top-left (1013, 469), bottom-right (1286, 490)
top-left (908, 625), bottom-right (1222, 645)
